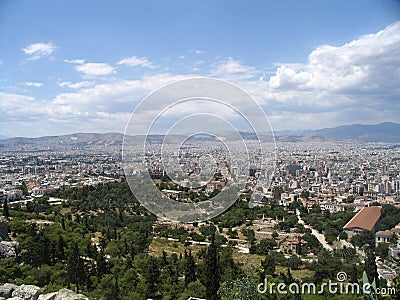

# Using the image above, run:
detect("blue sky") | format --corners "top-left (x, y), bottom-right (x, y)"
top-left (1, 0), bottom-right (400, 137)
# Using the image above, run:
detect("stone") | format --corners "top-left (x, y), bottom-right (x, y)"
top-left (0, 283), bottom-right (17, 297)
top-left (0, 241), bottom-right (19, 258)
top-left (8, 298), bottom-right (24, 300)
top-left (54, 289), bottom-right (88, 300)
top-left (38, 292), bottom-right (57, 300)
top-left (12, 284), bottom-right (41, 300)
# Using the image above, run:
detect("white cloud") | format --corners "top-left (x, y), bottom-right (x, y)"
top-left (22, 42), bottom-right (56, 60)
top-left (261, 21), bottom-right (400, 129)
top-left (269, 21), bottom-right (400, 92)
top-left (64, 59), bottom-right (115, 76)
top-left (117, 56), bottom-right (156, 68)
top-left (59, 81), bottom-right (92, 89)
top-left (190, 49), bottom-right (205, 54)
top-left (75, 62), bottom-right (115, 76)
top-left (22, 82), bottom-right (43, 88)
top-left (211, 57), bottom-right (258, 80)
top-left (64, 59), bottom-right (85, 64)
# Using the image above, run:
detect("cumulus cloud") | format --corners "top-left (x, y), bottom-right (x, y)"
top-left (22, 82), bottom-right (43, 88)
top-left (76, 62), bottom-right (115, 76)
top-left (22, 42), bottom-right (56, 60)
top-left (262, 21), bottom-right (400, 129)
top-left (269, 21), bottom-right (400, 93)
top-left (211, 57), bottom-right (258, 80)
top-left (65, 59), bottom-right (115, 76)
top-left (59, 81), bottom-right (92, 89)
top-left (5, 22), bottom-right (400, 136)
top-left (117, 56), bottom-right (156, 68)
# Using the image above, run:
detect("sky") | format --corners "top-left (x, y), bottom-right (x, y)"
top-left (1, 0), bottom-right (400, 137)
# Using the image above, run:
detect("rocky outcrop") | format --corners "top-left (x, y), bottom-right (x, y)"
top-left (0, 241), bottom-right (19, 258)
top-left (53, 289), bottom-right (87, 300)
top-left (0, 283), bottom-right (17, 298)
top-left (0, 285), bottom-right (87, 300)
top-left (37, 293), bottom-right (57, 300)
top-left (12, 285), bottom-right (41, 300)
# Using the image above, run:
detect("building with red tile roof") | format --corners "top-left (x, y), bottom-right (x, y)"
top-left (343, 206), bottom-right (381, 238)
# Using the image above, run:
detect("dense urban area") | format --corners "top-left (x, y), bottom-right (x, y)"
top-left (0, 135), bottom-right (399, 299)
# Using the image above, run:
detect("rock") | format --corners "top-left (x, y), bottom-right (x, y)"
top-left (0, 218), bottom-right (9, 240)
top-left (0, 241), bottom-right (19, 258)
top-left (12, 284), bottom-right (41, 300)
top-left (8, 298), bottom-right (24, 300)
top-left (54, 289), bottom-right (88, 300)
top-left (38, 292), bottom-right (57, 300)
top-left (0, 283), bottom-right (17, 297)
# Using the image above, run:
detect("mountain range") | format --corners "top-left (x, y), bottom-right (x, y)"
top-left (1, 122), bottom-right (399, 145)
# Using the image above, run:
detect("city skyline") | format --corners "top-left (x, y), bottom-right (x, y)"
top-left (1, 1), bottom-right (400, 137)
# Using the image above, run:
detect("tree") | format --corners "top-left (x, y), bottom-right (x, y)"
top-left (256, 238), bottom-right (277, 255)
top-left (143, 256), bottom-right (160, 298)
top-left (184, 250), bottom-right (196, 286)
top-left (21, 181), bottom-right (29, 196)
top-left (3, 199), bottom-right (9, 218)
top-left (66, 243), bottom-right (85, 293)
top-left (218, 275), bottom-right (262, 300)
top-left (375, 243), bottom-right (389, 258)
top-left (350, 230), bottom-right (375, 250)
top-left (219, 245), bottom-right (239, 283)
top-left (203, 234), bottom-right (220, 300)
top-left (364, 250), bottom-right (378, 287)
top-left (261, 254), bottom-right (275, 276)
top-left (287, 255), bottom-right (302, 270)
top-left (56, 235), bottom-right (65, 261)
top-left (338, 231), bottom-right (348, 240)
top-left (96, 248), bottom-right (109, 279)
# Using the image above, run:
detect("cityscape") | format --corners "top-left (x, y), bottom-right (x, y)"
top-left (0, 128), bottom-right (400, 298)
top-left (1, 1), bottom-right (400, 299)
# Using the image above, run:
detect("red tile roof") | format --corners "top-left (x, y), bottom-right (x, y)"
top-left (343, 206), bottom-right (381, 231)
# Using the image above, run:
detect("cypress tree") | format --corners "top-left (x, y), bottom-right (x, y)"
top-left (203, 233), bottom-right (219, 300)
top-left (184, 250), bottom-right (196, 286)
top-left (3, 199), bottom-right (9, 218)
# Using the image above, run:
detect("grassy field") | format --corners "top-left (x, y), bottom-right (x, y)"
top-left (149, 237), bottom-right (314, 280)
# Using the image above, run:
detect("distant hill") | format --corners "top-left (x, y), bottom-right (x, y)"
top-left (275, 122), bottom-right (400, 142)
top-left (0, 132), bottom-right (124, 146)
top-left (1, 122), bottom-right (400, 145)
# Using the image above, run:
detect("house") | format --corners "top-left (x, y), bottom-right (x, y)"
top-left (161, 189), bottom-right (187, 201)
top-left (375, 230), bottom-right (393, 245)
top-left (206, 181), bottom-right (225, 194)
top-left (343, 206), bottom-right (381, 238)
top-left (280, 235), bottom-right (307, 254)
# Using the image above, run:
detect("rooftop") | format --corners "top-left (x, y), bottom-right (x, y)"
top-left (343, 206), bottom-right (381, 231)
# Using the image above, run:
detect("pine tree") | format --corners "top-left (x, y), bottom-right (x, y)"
top-left (3, 199), bottom-right (9, 218)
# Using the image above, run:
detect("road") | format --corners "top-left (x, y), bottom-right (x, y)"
top-left (296, 209), bottom-right (333, 251)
